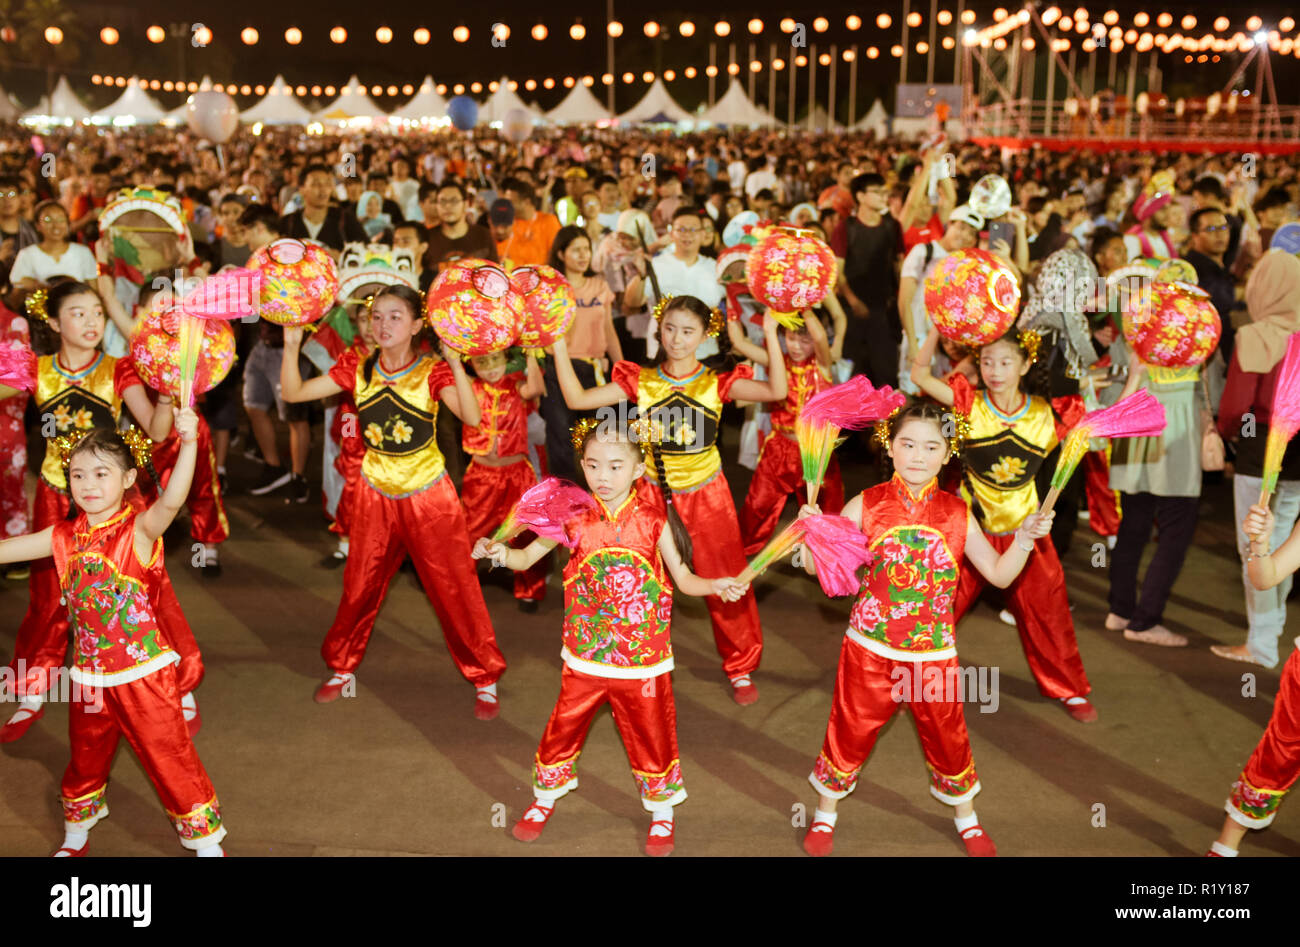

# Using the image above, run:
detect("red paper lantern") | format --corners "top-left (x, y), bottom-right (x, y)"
top-left (746, 226), bottom-right (837, 327)
top-left (510, 265), bottom-right (576, 350)
top-left (923, 248), bottom-right (1022, 347)
top-left (1123, 280), bottom-right (1221, 367)
top-left (129, 302), bottom-right (236, 399)
top-left (425, 259), bottom-right (523, 357)
top-left (246, 239), bottom-right (340, 327)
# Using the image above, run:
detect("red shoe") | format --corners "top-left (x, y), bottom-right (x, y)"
top-left (730, 676), bottom-right (759, 706)
top-left (52, 844), bottom-right (88, 857)
top-left (803, 821), bottom-right (836, 857)
top-left (0, 705), bottom-right (44, 743)
top-left (512, 801), bottom-right (555, 842)
top-left (960, 824), bottom-right (998, 857)
top-left (1205, 850), bottom-right (1223, 857)
top-left (313, 673), bottom-right (354, 704)
top-left (645, 819), bottom-right (675, 856)
top-left (474, 688), bottom-right (499, 721)
top-left (1062, 697), bottom-right (1098, 723)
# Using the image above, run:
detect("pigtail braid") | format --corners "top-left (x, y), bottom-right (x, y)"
top-left (649, 438), bottom-right (693, 570)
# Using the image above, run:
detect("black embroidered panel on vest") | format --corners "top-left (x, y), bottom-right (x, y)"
top-left (647, 393), bottom-right (719, 456)
top-left (962, 431), bottom-right (1049, 491)
top-left (41, 388), bottom-right (116, 434)
top-left (357, 389), bottom-right (436, 457)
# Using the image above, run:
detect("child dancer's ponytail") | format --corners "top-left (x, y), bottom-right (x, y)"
top-left (648, 438), bottom-right (693, 570)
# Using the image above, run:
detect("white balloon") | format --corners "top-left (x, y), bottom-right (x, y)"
top-left (503, 107), bottom-right (532, 143)
top-left (186, 91), bottom-right (239, 143)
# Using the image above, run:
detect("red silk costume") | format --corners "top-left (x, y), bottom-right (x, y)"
top-left (532, 479), bottom-right (685, 810)
top-left (1225, 643), bottom-right (1300, 829)
top-left (1082, 447), bottom-right (1121, 538)
top-left (321, 349), bottom-right (505, 684)
top-left (53, 506), bottom-right (224, 850)
top-left (612, 360), bottom-right (763, 678)
top-left (461, 372), bottom-right (545, 602)
top-left (739, 354), bottom-right (844, 555)
top-left (810, 475), bottom-right (981, 805)
top-left (328, 340), bottom-right (369, 538)
top-left (947, 374), bottom-right (1092, 700)
top-left (138, 411), bottom-right (229, 545)
top-left (7, 353), bottom-right (202, 698)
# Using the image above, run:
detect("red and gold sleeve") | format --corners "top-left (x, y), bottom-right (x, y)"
top-left (611, 360), bottom-right (641, 400)
top-left (717, 363), bottom-right (755, 403)
top-left (328, 349), bottom-right (361, 392)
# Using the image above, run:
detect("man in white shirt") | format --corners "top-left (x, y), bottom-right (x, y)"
top-left (744, 156), bottom-right (781, 203)
top-left (896, 204), bottom-right (983, 393)
top-left (625, 207), bottom-right (725, 359)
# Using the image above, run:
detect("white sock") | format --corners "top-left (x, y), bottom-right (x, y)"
top-left (649, 807), bottom-right (674, 835)
top-left (337, 537), bottom-right (350, 556)
top-left (1210, 841), bottom-right (1239, 857)
top-left (196, 844), bottom-right (224, 857)
top-left (217, 465), bottom-right (227, 475)
top-left (181, 692), bottom-right (197, 712)
top-left (8, 696), bottom-right (42, 722)
top-left (730, 675), bottom-right (752, 688)
top-left (202, 543), bottom-right (219, 564)
top-left (477, 682), bottom-right (498, 699)
top-left (812, 808), bottom-right (838, 829)
top-left (1063, 696), bottom-right (1088, 706)
top-left (56, 827), bottom-right (89, 854)
top-left (523, 796), bottom-right (553, 820)
top-left (954, 812), bottom-right (980, 833)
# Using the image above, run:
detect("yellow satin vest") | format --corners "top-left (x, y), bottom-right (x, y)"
top-left (961, 390), bottom-right (1058, 534)
top-left (634, 364), bottom-right (724, 492)
top-left (37, 353), bottom-right (123, 491)
top-left (353, 354), bottom-right (447, 498)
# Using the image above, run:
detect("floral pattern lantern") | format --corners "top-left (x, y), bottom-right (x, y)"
top-left (746, 226), bottom-right (837, 329)
top-left (1123, 280), bottom-right (1221, 368)
top-left (246, 238), bottom-right (340, 327)
top-left (129, 300), bottom-right (236, 399)
top-left (923, 247), bottom-right (1022, 347)
top-left (424, 258), bottom-right (523, 357)
top-left (510, 264), bottom-right (576, 350)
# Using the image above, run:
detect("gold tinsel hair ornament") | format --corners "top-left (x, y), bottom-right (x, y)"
top-left (1018, 328), bottom-right (1043, 365)
top-left (569, 417), bottom-right (601, 451)
top-left (653, 295), bottom-right (724, 338)
top-left (872, 404), bottom-right (971, 457)
top-left (24, 288), bottom-right (49, 324)
top-left (54, 426), bottom-right (155, 473)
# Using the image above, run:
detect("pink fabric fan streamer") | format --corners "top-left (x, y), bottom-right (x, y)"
top-left (801, 375), bottom-right (907, 430)
top-left (800, 514), bottom-right (870, 597)
top-left (513, 477), bottom-right (598, 549)
top-left (182, 268), bottom-right (260, 321)
top-left (1270, 332), bottom-right (1300, 439)
top-left (0, 344), bottom-right (36, 392)
top-left (1081, 389), bottom-right (1167, 439)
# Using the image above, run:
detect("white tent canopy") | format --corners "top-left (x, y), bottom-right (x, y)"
top-left (92, 79), bottom-right (167, 124)
top-left (546, 82), bottom-right (610, 124)
top-left (389, 76), bottom-right (448, 122)
top-left (801, 105), bottom-right (843, 132)
top-left (852, 98), bottom-right (890, 136)
top-left (478, 78), bottom-right (536, 124)
top-left (313, 75), bottom-right (387, 122)
top-left (617, 79), bottom-right (691, 124)
top-left (700, 80), bottom-right (773, 127)
top-left (241, 74), bottom-right (314, 125)
top-left (22, 75), bottom-right (90, 123)
top-left (0, 82), bottom-right (20, 121)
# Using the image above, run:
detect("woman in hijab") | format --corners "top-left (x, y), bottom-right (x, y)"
top-left (1214, 251), bottom-right (1300, 668)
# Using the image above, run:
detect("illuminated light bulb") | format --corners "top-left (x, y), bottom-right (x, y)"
top-left (684, 66), bottom-right (697, 77)
top-left (489, 81), bottom-right (498, 92)
top-left (543, 77), bottom-right (555, 89)
top-left (715, 20), bottom-right (731, 36)
top-left (310, 85), bottom-right (320, 96)
top-left (582, 75), bottom-right (594, 86)
top-left (727, 62), bottom-right (740, 74)
top-left (993, 37), bottom-right (1007, 50)
top-left (608, 22), bottom-right (623, 37)
top-left (564, 76), bottom-right (576, 87)
top-left (147, 25), bottom-right (165, 43)
top-left (679, 21), bottom-right (695, 37)
top-left (877, 14), bottom-right (892, 29)
top-left (1246, 16), bottom-right (1262, 31)
top-left (1214, 17), bottom-right (1230, 32)
top-left (1043, 7), bottom-right (1061, 26)
top-left (330, 26), bottom-right (347, 43)
top-left (285, 27), bottom-right (302, 44)
top-left (1282, 17), bottom-right (1297, 32)
top-left (1022, 37), bottom-right (1035, 50)
top-left (413, 28), bottom-right (430, 44)
top-left (1076, 20), bottom-right (1089, 33)
top-left (453, 25), bottom-right (470, 42)
top-left (471, 82), bottom-right (483, 93)
top-left (376, 26), bottom-right (392, 43)
top-left (571, 22), bottom-right (586, 40)
top-left (1125, 29), bottom-right (1137, 43)
top-left (1157, 13), bottom-right (1172, 28)
top-left (386, 85), bottom-right (398, 96)
top-left (795, 54), bottom-right (807, 66)
top-left (891, 43), bottom-right (904, 56)
top-left (453, 83), bottom-right (465, 94)
top-left (773, 58), bottom-right (786, 70)
top-left (601, 74), bottom-right (613, 85)
top-left (241, 27), bottom-right (258, 45)
top-left (324, 85), bottom-right (336, 96)
top-left (843, 48), bottom-right (856, 60)
top-left (1181, 15), bottom-right (1196, 31)
top-left (44, 26), bottom-right (63, 44)
top-left (748, 19), bottom-right (763, 34)
top-left (622, 71), bottom-right (634, 83)
top-left (938, 10), bottom-right (952, 26)
top-left (371, 85), bottom-right (382, 96)
top-left (847, 15), bottom-right (863, 30)
top-left (906, 12), bottom-right (922, 27)
top-left (644, 22), bottom-right (659, 38)
top-left (750, 60), bottom-right (762, 71)
top-left (915, 41), bottom-right (929, 54)
top-left (1060, 17), bottom-right (1073, 32)
top-left (1134, 12), bottom-right (1149, 27)
top-left (962, 10), bottom-right (976, 24)
top-left (100, 27), bottom-right (119, 45)
top-left (867, 45), bottom-right (880, 57)
top-left (1103, 10), bottom-right (1119, 26)
top-left (942, 36), bottom-right (955, 49)
top-left (532, 23), bottom-right (548, 40)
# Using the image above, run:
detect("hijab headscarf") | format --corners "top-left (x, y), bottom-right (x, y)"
top-left (356, 191), bottom-right (390, 239)
top-left (1237, 250), bottom-right (1300, 373)
top-left (1020, 244), bottom-right (1099, 381)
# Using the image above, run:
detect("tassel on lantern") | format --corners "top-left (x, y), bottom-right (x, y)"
top-left (797, 376), bottom-right (907, 505)
top-left (1039, 390), bottom-right (1166, 515)
top-left (490, 477), bottom-right (597, 549)
top-left (799, 514), bottom-right (871, 597)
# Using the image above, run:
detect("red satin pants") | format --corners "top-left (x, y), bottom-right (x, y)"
top-left (739, 432), bottom-right (845, 556)
top-left (810, 638), bottom-right (980, 804)
top-left (461, 458), bottom-right (546, 602)
top-left (320, 476), bottom-right (506, 685)
top-left (1227, 646), bottom-right (1300, 828)
top-left (140, 417), bottom-right (230, 545)
top-left (1082, 448), bottom-right (1120, 538)
top-left (532, 664), bottom-right (685, 811)
top-left (7, 483), bottom-right (203, 698)
top-left (643, 473), bottom-right (763, 678)
top-left (954, 531), bottom-right (1091, 700)
top-left (61, 662), bottom-right (224, 850)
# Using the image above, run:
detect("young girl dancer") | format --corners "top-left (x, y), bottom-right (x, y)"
top-left (2, 281), bottom-right (179, 743)
top-left (280, 285), bottom-right (507, 718)
top-left (473, 420), bottom-right (747, 855)
top-left (0, 411), bottom-right (227, 856)
top-left (798, 401), bottom-right (1054, 857)
top-left (552, 297), bottom-right (786, 705)
top-left (462, 349), bottom-right (548, 610)
top-left (912, 326), bottom-right (1098, 723)
top-left (727, 311), bottom-right (845, 555)
top-left (1208, 500), bottom-right (1300, 856)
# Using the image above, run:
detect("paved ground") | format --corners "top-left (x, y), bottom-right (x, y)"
top-left (2, 428), bottom-right (1298, 858)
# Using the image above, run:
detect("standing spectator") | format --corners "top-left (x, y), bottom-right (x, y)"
top-left (214, 193), bottom-right (251, 268)
top-left (9, 201), bottom-right (96, 290)
top-left (817, 161), bottom-right (857, 222)
top-left (744, 155), bottom-right (781, 202)
top-left (68, 162), bottom-right (112, 244)
top-left (392, 221), bottom-right (434, 293)
top-left (1185, 206), bottom-right (1246, 403)
top-left (830, 173), bottom-right (905, 387)
top-left (417, 182), bottom-right (442, 231)
top-left (0, 177), bottom-right (37, 290)
top-left (540, 226), bottom-right (622, 482)
top-left (625, 207), bottom-right (724, 359)
top-left (488, 199), bottom-right (519, 269)
top-left (1192, 176), bottom-right (1243, 268)
top-left (649, 169), bottom-right (684, 234)
top-left (278, 163), bottom-right (367, 254)
top-left (1214, 252), bottom-right (1300, 669)
top-left (592, 174), bottom-right (622, 231)
top-left (388, 156), bottom-right (421, 222)
top-left (424, 180), bottom-right (498, 272)
top-left (497, 179), bottom-right (560, 268)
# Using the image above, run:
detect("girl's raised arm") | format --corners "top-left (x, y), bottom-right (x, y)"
top-left (436, 345), bottom-right (482, 426)
top-left (281, 327), bottom-right (346, 402)
top-left (909, 327), bottom-right (956, 407)
top-left (137, 407), bottom-right (200, 549)
top-left (552, 336), bottom-right (627, 411)
top-left (727, 315), bottom-right (789, 403)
